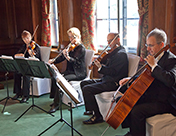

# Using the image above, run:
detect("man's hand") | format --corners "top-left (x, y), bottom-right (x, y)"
top-left (94, 59), bottom-right (102, 69)
top-left (119, 77), bottom-right (131, 86)
top-left (144, 55), bottom-right (157, 68)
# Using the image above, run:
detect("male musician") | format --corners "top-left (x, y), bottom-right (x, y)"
top-left (12, 30), bottom-right (41, 103)
top-left (81, 33), bottom-right (128, 124)
top-left (117, 28), bottom-right (176, 136)
top-left (47, 27), bottom-right (87, 113)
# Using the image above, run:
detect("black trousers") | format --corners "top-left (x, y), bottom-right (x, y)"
top-left (122, 100), bottom-right (175, 136)
top-left (80, 79), bottom-right (118, 117)
top-left (13, 73), bottom-right (30, 97)
top-left (50, 71), bottom-right (82, 106)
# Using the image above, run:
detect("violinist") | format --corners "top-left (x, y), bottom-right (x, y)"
top-left (81, 32), bottom-right (128, 124)
top-left (48, 27), bottom-right (87, 113)
top-left (117, 28), bottom-right (176, 136)
top-left (12, 30), bottom-right (41, 103)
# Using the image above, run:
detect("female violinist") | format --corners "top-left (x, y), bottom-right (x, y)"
top-left (48, 27), bottom-right (87, 113)
top-left (12, 30), bottom-right (41, 103)
top-left (81, 32), bottom-right (128, 124)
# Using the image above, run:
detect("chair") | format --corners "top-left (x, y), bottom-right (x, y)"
top-left (29, 46), bottom-right (51, 96)
top-left (62, 49), bottom-right (94, 107)
top-left (95, 53), bottom-right (140, 119)
top-left (146, 113), bottom-right (176, 136)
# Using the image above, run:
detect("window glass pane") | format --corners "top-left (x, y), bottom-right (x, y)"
top-left (110, 0), bottom-right (117, 18)
top-left (127, 1), bottom-right (139, 18)
top-left (96, 20), bottom-right (109, 47)
top-left (127, 20), bottom-right (139, 48)
top-left (110, 20), bottom-right (118, 32)
top-left (97, 0), bottom-right (108, 19)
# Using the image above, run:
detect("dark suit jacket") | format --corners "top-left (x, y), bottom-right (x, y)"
top-left (54, 44), bottom-right (87, 80)
top-left (99, 46), bottom-right (129, 83)
top-left (142, 51), bottom-right (176, 115)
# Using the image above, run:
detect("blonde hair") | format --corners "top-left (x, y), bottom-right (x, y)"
top-left (67, 27), bottom-right (81, 39)
top-left (21, 30), bottom-right (31, 38)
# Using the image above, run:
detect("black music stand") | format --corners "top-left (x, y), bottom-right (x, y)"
top-left (38, 65), bottom-right (82, 136)
top-left (14, 58), bottom-right (54, 122)
top-left (0, 56), bottom-right (21, 113)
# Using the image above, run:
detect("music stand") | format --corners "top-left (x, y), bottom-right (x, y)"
top-left (0, 56), bottom-right (21, 113)
top-left (38, 64), bottom-right (82, 136)
top-left (14, 58), bottom-right (54, 122)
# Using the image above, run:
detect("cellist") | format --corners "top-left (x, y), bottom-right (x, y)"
top-left (81, 33), bottom-right (128, 124)
top-left (117, 28), bottom-right (176, 136)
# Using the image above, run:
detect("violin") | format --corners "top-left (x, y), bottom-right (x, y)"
top-left (89, 34), bottom-right (119, 69)
top-left (27, 41), bottom-right (36, 56)
top-left (50, 42), bottom-right (79, 64)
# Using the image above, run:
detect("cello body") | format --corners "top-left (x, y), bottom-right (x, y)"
top-left (106, 65), bottom-right (154, 129)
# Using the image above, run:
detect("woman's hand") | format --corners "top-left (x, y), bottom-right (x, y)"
top-left (63, 49), bottom-right (70, 61)
top-left (48, 59), bottom-right (54, 64)
top-left (15, 53), bottom-right (24, 57)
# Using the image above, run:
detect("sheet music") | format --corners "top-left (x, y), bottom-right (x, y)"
top-left (46, 63), bottom-right (80, 104)
top-left (0, 55), bottom-right (13, 59)
top-left (15, 56), bottom-right (39, 61)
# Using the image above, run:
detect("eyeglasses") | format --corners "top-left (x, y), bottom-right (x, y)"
top-left (145, 42), bottom-right (162, 48)
top-left (145, 43), bottom-right (158, 47)
top-left (68, 35), bottom-right (76, 39)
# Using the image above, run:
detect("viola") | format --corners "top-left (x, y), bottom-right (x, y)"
top-left (105, 43), bottom-right (176, 130)
top-left (89, 34), bottom-right (119, 69)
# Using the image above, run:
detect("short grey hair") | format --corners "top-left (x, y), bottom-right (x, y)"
top-left (146, 28), bottom-right (167, 46)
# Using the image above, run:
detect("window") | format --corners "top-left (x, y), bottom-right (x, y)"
top-left (95, 0), bottom-right (139, 53)
top-left (50, 0), bottom-right (59, 47)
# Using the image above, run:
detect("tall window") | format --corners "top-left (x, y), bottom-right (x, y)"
top-left (95, 0), bottom-right (139, 53)
top-left (50, 0), bottom-right (59, 47)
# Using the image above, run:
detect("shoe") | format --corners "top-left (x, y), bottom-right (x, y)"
top-left (83, 115), bottom-right (104, 124)
top-left (50, 103), bottom-right (54, 107)
top-left (20, 96), bottom-right (29, 103)
top-left (11, 94), bottom-right (22, 100)
top-left (48, 104), bottom-right (59, 113)
top-left (83, 111), bottom-right (93, 115)
top-left (116, 132), bottom-right (132, 136)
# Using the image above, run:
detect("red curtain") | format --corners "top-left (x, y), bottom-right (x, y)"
top-left (41, 0), bottom-right (51, 47)
top-left (82, 0), bottom-right (96, 51)
top-left (137, 0), bottom-right (149, 62)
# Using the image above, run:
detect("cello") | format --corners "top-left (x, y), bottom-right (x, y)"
top-left (104, 43), bottom-right (176, 131)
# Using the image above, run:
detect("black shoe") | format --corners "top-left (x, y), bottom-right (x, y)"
top-left (116, 132), bottom-right (132, 136)
top-left (83, 111), bottom-right (93, 115)
top-left (50, 103), bottom-right (54, 107)
top-left (48, 104), bottom-right (59, 113)
top-left (83, 115), bottom-right (104, 124)
top-left (11, 94), bottom-right (22, 100)
top-left (20, 96), bottom-right (29, 103)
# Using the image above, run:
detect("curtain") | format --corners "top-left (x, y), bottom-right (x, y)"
top-left (41, 0), bottom-right (51, 47)
top-left (137, 0), bottom-right (149, 62)
top-left (82, 0), bottom-right (96, 51)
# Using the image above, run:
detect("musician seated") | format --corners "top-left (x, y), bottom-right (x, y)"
top-left (81, 33), bottom-right (128, 124)
top-left (12, 30), bottom-right (41, 103)
top-left (116, 28), bottom-right (176, 136)
top-left (47, 27), bottom-right (87, 113)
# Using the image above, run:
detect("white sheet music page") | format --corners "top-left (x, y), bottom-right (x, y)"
top-left (0, 55), bottom-right (13, 59)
